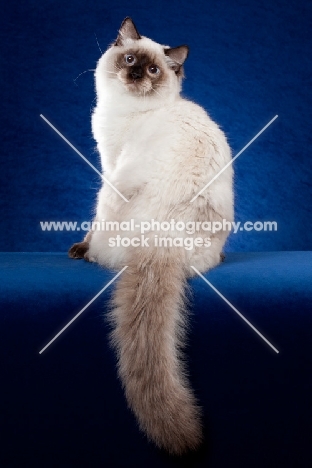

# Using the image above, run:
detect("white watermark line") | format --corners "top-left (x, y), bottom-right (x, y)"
top-left (190, 115), bottom-right (278, 203)
top-left (39, 266), bottom-right (128, 354)
top-left (40, 114), bottom-right (129, 203)
top-left (191, 266), bottom-right (279, 354)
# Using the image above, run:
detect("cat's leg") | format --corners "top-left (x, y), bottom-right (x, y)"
top-left (188, 234), bottom-right (228, 277)
top-left (68, 229), bottom-right (93, 260)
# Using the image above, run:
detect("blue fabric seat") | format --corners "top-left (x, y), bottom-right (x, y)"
top-left (1, 251), bottom-right (311, 467)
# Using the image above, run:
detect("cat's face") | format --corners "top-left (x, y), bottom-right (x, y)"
top-left (113, 48), bottom-right (171, 96)
top-left (97, 18), bottom-right (189, 99)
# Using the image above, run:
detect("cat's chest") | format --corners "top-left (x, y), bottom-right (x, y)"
top-left (105, 111), bottom-right (171, 176)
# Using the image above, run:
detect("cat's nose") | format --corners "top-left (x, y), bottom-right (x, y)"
top-left (130, 68), bottom-right (142, 80)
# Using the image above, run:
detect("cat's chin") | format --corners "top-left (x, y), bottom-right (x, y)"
top-left (123, 81), bottom-right (152, 96)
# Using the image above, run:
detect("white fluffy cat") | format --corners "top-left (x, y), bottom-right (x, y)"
top-left (69, 17), bottom-right (233, 455)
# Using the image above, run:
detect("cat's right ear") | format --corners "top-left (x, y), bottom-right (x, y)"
top-left (115, 17), bottom-right (141, 46)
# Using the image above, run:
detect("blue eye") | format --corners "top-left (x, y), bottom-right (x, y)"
top-left (125, 54), bottom-right (136, 64)
top-left (148, 64), bottom-right (160, 75)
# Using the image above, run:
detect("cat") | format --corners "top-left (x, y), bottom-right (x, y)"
top-left (69, 17), bottom-right (234, 455)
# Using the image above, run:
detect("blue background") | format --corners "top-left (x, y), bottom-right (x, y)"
top-left (1, 0), bottom-right (311, 252)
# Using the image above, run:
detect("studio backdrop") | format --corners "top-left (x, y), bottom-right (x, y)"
top-left (1, 0), bottom-right (311, 252)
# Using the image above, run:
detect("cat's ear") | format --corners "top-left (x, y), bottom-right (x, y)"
top-left (164, 45), bottom-right (189, 72)
top-left (115, 17), bottom-right (141, 46)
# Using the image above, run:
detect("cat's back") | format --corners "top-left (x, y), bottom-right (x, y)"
top-left (165, 98), bottom-right (222, 136)
top-left (156, 98), bottom-right (231, 163)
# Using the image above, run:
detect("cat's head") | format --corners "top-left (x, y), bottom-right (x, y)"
top-left (96, 18), bottom-right (188, 101)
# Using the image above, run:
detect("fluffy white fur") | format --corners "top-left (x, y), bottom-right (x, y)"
top-left (69, 18), bottom-right (233, 455)
top-left (89, 38), bottom-right (233, 271)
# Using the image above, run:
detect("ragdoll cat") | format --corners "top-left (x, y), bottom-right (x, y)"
top-left (69, 17), bottom-right (233, 455)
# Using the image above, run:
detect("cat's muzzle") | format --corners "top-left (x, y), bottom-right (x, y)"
top-left (129, 67), bottom-right (142, 80)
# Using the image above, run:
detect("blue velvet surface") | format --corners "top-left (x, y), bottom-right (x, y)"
top-left (1, 252), bottom-right (312, 467)
top-left (1, 0), bottom-right (312, 252)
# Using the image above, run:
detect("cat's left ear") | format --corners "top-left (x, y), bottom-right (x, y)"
top-left (115, 17), bottom-right (141, 46)
top-left (164, 45), bottom-right (189, 72)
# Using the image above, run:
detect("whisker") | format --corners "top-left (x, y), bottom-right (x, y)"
top-left (73, 69), bottom-right (96, 86)
top-left (94, 32), bottom-right (103, 55)
top-left (152, 87), bottom-right (163, 98)
top-left (89, 96), bottom-right (97, 115)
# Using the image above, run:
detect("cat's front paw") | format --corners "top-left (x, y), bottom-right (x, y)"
top-left (68, 241), bottom-right (89, 259)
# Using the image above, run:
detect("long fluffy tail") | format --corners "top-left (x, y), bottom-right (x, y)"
top-left (109, 248), bottom-right (202, 455)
